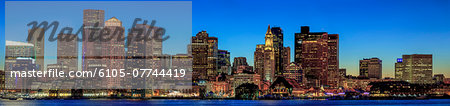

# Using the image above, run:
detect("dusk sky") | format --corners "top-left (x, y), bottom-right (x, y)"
top-left (191, 0), bottom-right (450, 77)
top-left (2, 0), bottom-right (450, 77)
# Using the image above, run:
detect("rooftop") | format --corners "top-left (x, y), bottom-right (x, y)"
top-left (5, 40), bottom-right (34, 46)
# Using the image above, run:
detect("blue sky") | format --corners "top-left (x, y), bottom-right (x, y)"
top-left (191, 0), bottom-right (450, 77)
top-left (2, 0), bottom-right (450, 77)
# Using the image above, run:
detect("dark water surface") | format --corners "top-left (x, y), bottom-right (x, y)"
top-left (1, 99), bottom-right (449, 105)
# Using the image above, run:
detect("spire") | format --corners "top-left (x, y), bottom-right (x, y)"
top-left (266, 24), bottom-right (272, 35)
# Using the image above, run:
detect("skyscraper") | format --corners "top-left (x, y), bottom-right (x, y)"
top-left (254, 44), bottom-right (265, 81)
top-left (57, 33), bottom-right (78, 72)
top-left (207, 37), bottom-right (219, 80)
top-left (218, 50), bottom-right (231, 75)
top-left (103, 17), bottom-right (125, 88)
top-left (395, 54), bottom-right (433, 84)
top-left (294, 26), bottom-right (339, 87)
top-left (192, 31), bottom-right (211, 81)
top-left (264, 25), bottom-right (276, 82)
top-left (282, 47), bottom-right (291, 72)
top-left (327, 34), bottom-right (339, 87)
top-left (27, 28), bottom-right (45, 71)
top-left (271, 27), bottom-right (284, 77)
top-left (359, 58), bottom-right (382, 79)
top-left (82, 9), bottom-right (105, 74)
top-left (126, 24), bottom-right (159, 88)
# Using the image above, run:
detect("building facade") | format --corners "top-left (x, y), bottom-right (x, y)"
top-left (283, 62), bottom-right (304, 85)
top-left (294, 26), bottom-right (339, 87)
top-left (359, 58), bottom-right (382, 79)
top-left (395, 54), bottom-right (433, 84)
top-left (27, 28), bottom-right (45, 71)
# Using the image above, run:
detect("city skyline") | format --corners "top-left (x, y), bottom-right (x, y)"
top-left (2, 0), bottom-right (450, 78)
top-left (1, 0), bottom-right (450, 101)
top-left (191, 0), bottom-right (450, 78)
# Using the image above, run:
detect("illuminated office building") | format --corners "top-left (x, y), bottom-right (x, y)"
top-left (218, 50), bottom-right (231, 75)
top-left (271, 27), bottom-right (284, 77)
top-left (395, 54), bottom-right (433, 84)
top-left (294, 26), bottom-right (339, 87)
top-left (359, 57), bottom-right (382, 79)
top-left (254, 44), bottom-right (265, 81)
top-left (327, 34), bottom-right (339, 87)
top-left (207, 37), bottom-right (219, 80)
top-left (192, 31), bottom-right (214, 81)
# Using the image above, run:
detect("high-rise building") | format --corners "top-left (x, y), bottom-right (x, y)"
top-left (57, 34), bottom-right (78, 72)
top-left (264, 25), bottom-right (276, 82)
top-left (359, 58), bottom-right (382, 79)
top-left (5, 41), bottom-right (36, 90)
top-left (82, 9), bottom-right (105, 75)
top-left (207, 37), bottom-right (219, 80)
top-left (27, 28), bottom-right (45, 71)
top-left (271, 27), bottom-right (284, 77)
top-left (282, 47), bottom-right (291, 70)
top-left (103, 17), bottom-right (126, 88)
top-left (395, 54), bottom-right (433, 84)
top-left (327, 34), bottom-right (339, 87)
top-left (254, 44), bottom-right (265, 81)
top-left (192, 31), bottom-right (212, 81)
top-left (295, 26), bottom-right (339, 87)
top-left (126, 24), bottom-right (159, 88)
top-left (218, 50), bottom-right (231, 74)
top-left (83, 9), bottom-right (105, 27)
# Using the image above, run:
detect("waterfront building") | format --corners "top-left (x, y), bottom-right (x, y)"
top-left (359, 57), bottom-right (382, 79)
top-left (395, 54), bottom-right (433, 84)
top-left (269, 77), bottom-right (305, 97)
top-left (294, 26), bottom-right (339, 87)
top-left (231, 72), bottom-right (261, 90)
